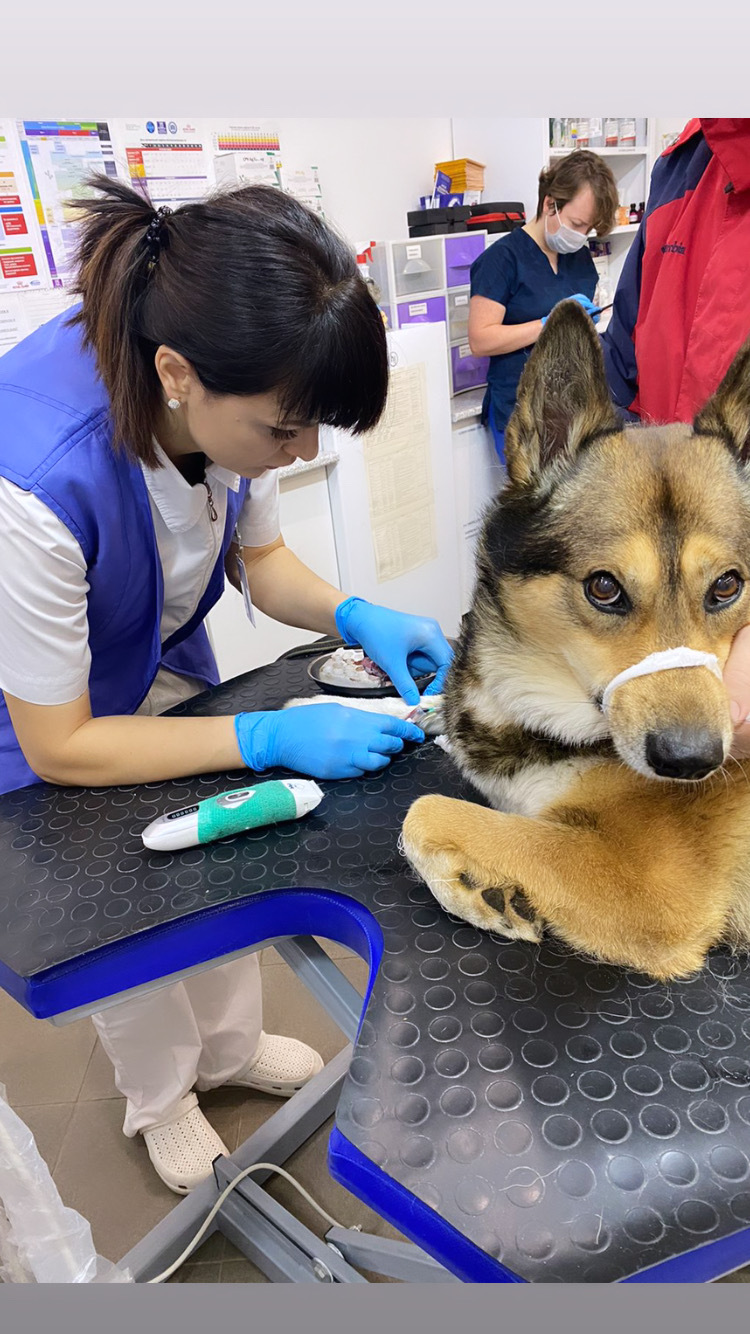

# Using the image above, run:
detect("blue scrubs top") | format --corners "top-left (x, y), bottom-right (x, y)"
top-left (470, 227), bottom-right (598, 432)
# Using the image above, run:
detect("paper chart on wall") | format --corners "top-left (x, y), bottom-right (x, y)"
top-left (0, 288), bottom-right (81, 357)
top-left (0, 122), bottom-right (49, 292)
top-left (209, 121), bottom-right (282, 191)
top-left (0, 295), bottom-right (27, 354)
top-left (362, 362), bottom-right (438, 583)
top-left (279, 165), bottom-right (324, 216)
top-left (24, 287), bottom-right (79, 329)
top-left (110, 118), bottom-right (215, 210)
top-left (17, 121), bottom-right (118, 288)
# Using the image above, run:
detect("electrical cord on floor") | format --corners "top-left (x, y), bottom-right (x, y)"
top-left (147, 1161), bottom-right (349, 1284)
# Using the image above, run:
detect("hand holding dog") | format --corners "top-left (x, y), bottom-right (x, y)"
top-left (335, 596), bottom-right (453, 706)
top-left (724, 623), bottom-right (750, 757)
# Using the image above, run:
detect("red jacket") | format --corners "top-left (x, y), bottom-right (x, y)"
top-left (602, 119), bottom-right (750, 423)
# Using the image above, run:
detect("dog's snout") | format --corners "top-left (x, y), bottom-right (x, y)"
top-left (645, 728), bottom-right (724, 781)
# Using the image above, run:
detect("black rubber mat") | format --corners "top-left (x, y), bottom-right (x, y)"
top-left (0, 656), bottom-right (749, 1281)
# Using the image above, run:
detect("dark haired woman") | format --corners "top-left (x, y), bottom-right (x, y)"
top-left (0, 178), bottom-right (452, 1193)
top-left (468, 150), bottom-right (618, 462)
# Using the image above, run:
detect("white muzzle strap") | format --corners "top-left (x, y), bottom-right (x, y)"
top-left (601, 647), bottom-right (723, 715)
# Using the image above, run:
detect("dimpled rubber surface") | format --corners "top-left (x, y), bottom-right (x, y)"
top-left (1, 658), bottom-right (750, 1281)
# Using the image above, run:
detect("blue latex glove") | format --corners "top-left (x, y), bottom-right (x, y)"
top-left (234, 706), bottom-right (425, 781)
top-left (541, 293), bottom-right (600, 327)
top-left (335, 596), bottom-right (453, 706)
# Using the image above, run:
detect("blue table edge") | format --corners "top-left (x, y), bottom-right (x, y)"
top-left (0, 886), bottom-right (383, 1021)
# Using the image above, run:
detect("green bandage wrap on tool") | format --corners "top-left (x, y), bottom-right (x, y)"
top-left (196, 782), bottom-right (298, 844)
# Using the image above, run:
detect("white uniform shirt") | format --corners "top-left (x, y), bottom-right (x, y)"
top-left (0, 442), bottom-right (280, 714)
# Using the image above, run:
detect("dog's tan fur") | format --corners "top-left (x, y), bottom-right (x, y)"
top-left (401, 301), bottom-right (750, 981)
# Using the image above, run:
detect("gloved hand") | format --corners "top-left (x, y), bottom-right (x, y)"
top-left (234, 705), bottom-right (425, 781)
top-left (541, 293), bottom-right (600, 327)
top-left (335, 596), bottom-right (453, 706)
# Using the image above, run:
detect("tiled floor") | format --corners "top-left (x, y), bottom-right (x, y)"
top-left (0, 940), bottom-right (403, 1283)
top-left (2, 940), bottom-right (749, 1285)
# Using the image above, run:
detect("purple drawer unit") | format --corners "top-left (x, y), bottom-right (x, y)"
top-left (447, 289), bottom-right (470, 343)
top-left (450, 342), bottom-right (489, 393)
top-left (444, 233), bottom-right (486, 288)
top-left (396, 295), bottom-right (447, 327)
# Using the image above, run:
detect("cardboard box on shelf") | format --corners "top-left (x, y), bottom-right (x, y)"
top-left (434, 158), bottom-right (486, 192)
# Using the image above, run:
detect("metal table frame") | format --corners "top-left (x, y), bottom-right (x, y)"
top-left (102, 934), bottom-right (458, 1284)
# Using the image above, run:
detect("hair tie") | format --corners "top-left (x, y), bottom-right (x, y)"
top-left (145, 206), bottom-right (173, 270)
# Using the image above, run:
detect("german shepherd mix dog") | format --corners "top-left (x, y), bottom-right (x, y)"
top-left (402, 300), bottom-right (750, 982)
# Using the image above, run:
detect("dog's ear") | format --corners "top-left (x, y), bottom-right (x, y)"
top-left (693, 336), bottom-right (750, 460)
top-left (504, 299), bottom-right (620, 488)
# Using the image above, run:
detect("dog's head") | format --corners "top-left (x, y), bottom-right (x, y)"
top-left (478, 301), bottom-right (750, 783)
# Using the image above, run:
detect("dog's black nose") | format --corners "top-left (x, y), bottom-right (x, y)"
top-left (645, 728), bottom-right (724, 780)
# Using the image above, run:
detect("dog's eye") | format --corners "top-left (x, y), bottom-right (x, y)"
top-left (706, 570), bottom-right (744, 611)
top-left (584, 571), bottom-right (628, 613)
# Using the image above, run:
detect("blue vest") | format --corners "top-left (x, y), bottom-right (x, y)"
top-left (0, 310), bottom-right (248, 794)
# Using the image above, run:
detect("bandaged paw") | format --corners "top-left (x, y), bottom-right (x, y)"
top-left (284, 693), bottom-right (445, 736)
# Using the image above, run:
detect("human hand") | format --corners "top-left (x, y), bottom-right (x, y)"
top-left (234, 705), bottom-right (425, 780)
top-left (723, 624), bottom-right (750, 758)
top-left (541, 293), bottom-right (600, 327)
top-left (335, 596), bottom-right (454, 706)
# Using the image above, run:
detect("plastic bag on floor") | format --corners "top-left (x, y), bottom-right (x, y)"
top-left (0, 1084), bottom-right (132, 1283)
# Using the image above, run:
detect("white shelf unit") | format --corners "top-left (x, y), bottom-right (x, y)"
top-left (451, 386), bottom-right (485, 423)
top-left (277, 451), bottom-right (339, 481)
top-left (544, 119), bottom-right (657, 293)
top-left (549, 147), bottom-right (649, 158)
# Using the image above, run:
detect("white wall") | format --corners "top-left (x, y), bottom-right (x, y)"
top-left (284, 116), bottom-right (694, 245)
top-left (278, 118), bottom-right (452, 246)
top-left (451, 117), bottom-right (547, 220)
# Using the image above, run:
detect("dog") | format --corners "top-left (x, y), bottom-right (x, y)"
top-left (397, 300), bottom-right (750, 982)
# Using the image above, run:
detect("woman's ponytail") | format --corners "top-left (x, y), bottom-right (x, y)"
top-left (69, 176), bottom-right (167, 467)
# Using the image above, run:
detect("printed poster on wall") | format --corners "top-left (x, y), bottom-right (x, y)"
top-left (17, 120), bottom-right (118, 288)
top-left (209, 120), bottom-right (281, 191)
top-left (0, 121), bottom-right (49, 292)
top-left (0, 289), bottom-right (80, 357)
top-left (362, 361), bottom-right (438, 582)
top-left (110, 118), bottom-right (215, 210)
top-left (280, 164), bottom-right (325, 217)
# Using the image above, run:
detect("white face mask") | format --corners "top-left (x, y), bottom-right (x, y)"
top-left (544, 202), bottom-right (590, 254)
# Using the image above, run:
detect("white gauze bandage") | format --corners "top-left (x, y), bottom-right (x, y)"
top-left (601, 647), bottom-right (723, 715)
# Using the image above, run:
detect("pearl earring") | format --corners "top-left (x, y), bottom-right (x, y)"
top-left (167, 398), bottom-right (180, 411)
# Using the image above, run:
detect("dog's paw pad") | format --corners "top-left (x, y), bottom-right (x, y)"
top-left (401, 803), bottom-right (545, 945)
top-left (473, 881), bottom-right (544, 940)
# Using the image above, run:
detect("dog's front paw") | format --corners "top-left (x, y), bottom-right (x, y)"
top-left (282, 694), bottom-right (438, 723)
top-left (411, 696), bottom-right (445, 737)
top-left (401, 795), bottom-right (544, 943)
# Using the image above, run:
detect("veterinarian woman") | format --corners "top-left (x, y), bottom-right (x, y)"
top-left (0, 177), bottom-right (452, 1193)
top-left (468, 150), bottom-right (618, 462)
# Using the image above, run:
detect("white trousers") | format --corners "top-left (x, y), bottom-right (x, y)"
top-left (91, 953), bottom-right (263, 1137)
